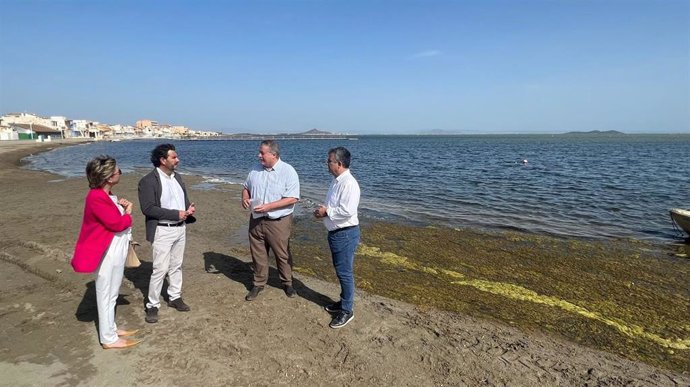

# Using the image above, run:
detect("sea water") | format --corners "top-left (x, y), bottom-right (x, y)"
top-left (24, 134), bottom-right (690, 242)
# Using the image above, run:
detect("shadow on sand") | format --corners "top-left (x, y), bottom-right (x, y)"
top-left (74, 280), bottom-right (136, 337)
top-left (202, 251), bottom-right (335, 307)
top-left (123, 260), bottom-right (176, 307)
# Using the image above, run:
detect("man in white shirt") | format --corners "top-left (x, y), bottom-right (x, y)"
top-left (313, 147), bottom-right (360, 328)
top-left (242, 140), bottom-right (300, 301)
top-left (138, 144), bottom-right (196, 324)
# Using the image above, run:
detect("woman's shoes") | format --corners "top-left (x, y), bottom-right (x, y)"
top-left (102, 328), bottom-right (142, 349)
top-left (116, 329), bottom-right (139, 337)
top-left (102, 338), bottom-right (142, 349)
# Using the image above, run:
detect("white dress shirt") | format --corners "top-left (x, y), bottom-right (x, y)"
top-left (324, 169), bottom-right (360, 231)
top-left (157, 168), bottom-right (185, 224)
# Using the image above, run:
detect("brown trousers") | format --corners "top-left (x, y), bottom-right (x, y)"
top-left (248, 214), bottom-right (293, 287)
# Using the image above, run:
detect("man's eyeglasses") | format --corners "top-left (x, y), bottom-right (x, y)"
top-left (326, 160), bottom-right (338, 165)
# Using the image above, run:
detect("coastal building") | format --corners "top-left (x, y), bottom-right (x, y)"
top-left (1, 112), bottom-right (48, 127)
top-left (170, 125), bottom-right (190, 137)
top-left (69, 119), bottom-right (96, 138)
top-left (48, 116), bottom-right (69, 138)
top-left (68, 120), bottom-right (102, 139)
top-left (96, 123), bottom-right (112, 139)
top-left (139, 126), bottom-right (156, 137)
top-left (1, 111), bottom-right (222, 140)
top-left (0, 113), bottom-right (70, 138)
top-left (9, 123), bottom-right (62, 140)
top-left (190, 130), bottom-right (221, 137)
top-left (110, 124), bottom-right (136, 137)
top-left (135, 119), bottom-right (158, 129)
top-left (157, 124), bottom-right (172, 137)
top-left (0, 125), bottom-right (19, 140)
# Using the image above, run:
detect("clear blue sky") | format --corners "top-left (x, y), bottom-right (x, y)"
top-left (1, 0), bottom-right (688, 134)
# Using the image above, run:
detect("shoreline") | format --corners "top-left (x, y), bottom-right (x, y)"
top-left (0, 142), bottom-right (688, 385)
top-left (0, 137), bottom-right (93, 152)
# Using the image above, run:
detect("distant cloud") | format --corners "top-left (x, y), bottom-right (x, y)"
top-left (410, 50), bottom-right (442, 59)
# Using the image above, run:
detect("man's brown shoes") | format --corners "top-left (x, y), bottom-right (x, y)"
top-left (102, 338), bottom-right (142, 349)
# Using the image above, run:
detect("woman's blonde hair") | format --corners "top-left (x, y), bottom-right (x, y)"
top-left (86, 155), bottom-right (117, 188)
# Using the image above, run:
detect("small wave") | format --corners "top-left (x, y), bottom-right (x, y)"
top-left (201, 176), bottom-right (241, 185)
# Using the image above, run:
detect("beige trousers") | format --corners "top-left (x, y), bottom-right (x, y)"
top-left (248, 214), bottom-right (293, 287)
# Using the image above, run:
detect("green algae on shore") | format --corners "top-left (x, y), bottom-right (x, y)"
top-left (291, 218), bottom-right (690, 372)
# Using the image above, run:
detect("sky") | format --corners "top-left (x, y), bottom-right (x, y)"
top-left (0, 0), bottom-right (688, 134)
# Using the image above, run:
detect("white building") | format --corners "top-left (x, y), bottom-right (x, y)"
top-left (69, 120), bottom-right (97, 138)
top-left (0, 113), bottom-right (70, 138)
top-left (110, 124), bottom-right (136, 137)
top-left (0, 126), bottom-right (19, 141)
top-left (190, 130), bottom-right (222, 137)
top-left (49, 116), bottom-right (69, 137)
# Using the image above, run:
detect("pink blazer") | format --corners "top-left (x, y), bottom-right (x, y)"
top-left (71, 188), bottom-right (132, 273)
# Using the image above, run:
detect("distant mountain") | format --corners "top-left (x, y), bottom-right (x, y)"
top-left (299, 128), bottom-right (333, 135)
top-left (562, 130), bottom-right (625, 135)
top-left (274, 128), bottom-right (341, 137)
top-left (220, 128), bottom-right (351, 140)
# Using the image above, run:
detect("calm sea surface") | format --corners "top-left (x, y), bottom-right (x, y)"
top-left (24, 134), bottom-right (690, 243)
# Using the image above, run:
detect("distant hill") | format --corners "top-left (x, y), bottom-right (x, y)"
top-left (219, 128), bottom-right (351, 140)
top-left (299, 128), bottom-right (333, 135)
top-left (274, 128), bottom-right (340, 137)
top-left (562, 130), bottom-right (625, 135)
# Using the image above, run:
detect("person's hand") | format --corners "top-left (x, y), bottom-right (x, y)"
top-left (253, 203), bottom-right (268, 213)
top-left (186, 203), bottom-right (196, 216)
top-left (242, 198), bottom-right (251, 209)
top-left (178, 210), bottom-right (188, 221)
top-left (118, 198), bottom-right (133, 214)
top-left (313, 205), bottom-right (327, 218)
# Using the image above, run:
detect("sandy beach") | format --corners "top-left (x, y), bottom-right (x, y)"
top-left (0, 140), bottom-right (688, 386)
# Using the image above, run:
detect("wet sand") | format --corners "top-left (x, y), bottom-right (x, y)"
top-left (0, 141), bottom-right (688, 386)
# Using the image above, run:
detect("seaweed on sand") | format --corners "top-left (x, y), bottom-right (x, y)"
top-left (291, 218), bottom-right (690, 372)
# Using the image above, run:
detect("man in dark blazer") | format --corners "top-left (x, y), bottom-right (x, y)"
top-left (138, 143), bottom-right (196, 324)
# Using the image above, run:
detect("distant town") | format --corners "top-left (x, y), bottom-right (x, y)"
top-left (0, 112), bottom-right (222, 142)
top-left (0, 112), bottom-right (354, 142)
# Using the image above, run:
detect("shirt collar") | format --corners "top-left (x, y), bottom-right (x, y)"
top-left (264, 158), bottom-right (283, 172)
top-left (335, 168), bottom-right (351, 182)
top-left (157, 167), bottom-right (175, 179)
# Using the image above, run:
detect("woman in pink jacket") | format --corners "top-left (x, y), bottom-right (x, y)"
top-left (72, 155), bottom-right (141, 349)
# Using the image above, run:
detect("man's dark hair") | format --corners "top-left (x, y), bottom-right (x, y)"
top-left (329, 146), bottom-right (351, 168)
top-left (151, 144), bottom-right (176, 167)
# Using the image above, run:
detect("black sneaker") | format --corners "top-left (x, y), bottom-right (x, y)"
top-left (329, 311), bottom-right (354, 329)
top-left (145, 306), bottom-right (158, 324)
top-left (168, 298), bottom-right (191, 312)
top-left (324, 301), bottom-right (342, 313)
top-left (284, 285), bottom-right (296, 298)
top-left (245, 286), bottom-right (264, 301)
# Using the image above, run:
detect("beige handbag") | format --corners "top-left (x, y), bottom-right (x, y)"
top-left (125, 241), bottom-right (141, 268)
